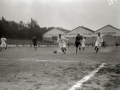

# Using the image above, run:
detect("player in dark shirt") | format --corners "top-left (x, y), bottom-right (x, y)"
top-left (102, 40), bottom-right (106, 48)
top-left (75, 34), bottom-right (83, 53)
top-left (32, 36), bottom-right (37, 50)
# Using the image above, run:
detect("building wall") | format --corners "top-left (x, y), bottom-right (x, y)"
top-left (94, 26), bottom-right (120, 45)
top-left (65, 27), bottom-right (94, 44)
top-left (95, 26), bottom-right (120, 36)
top-left (43, 25), bottom-right (120, 46)
top-left (65, 27), bottom-right (93, 38)
top-left (43, 28), bottom-right (66, 38)
top-left (43, 28), bottom-right (67, 43)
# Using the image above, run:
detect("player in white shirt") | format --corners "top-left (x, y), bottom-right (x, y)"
top-left (81, 37), bottom-right (86, 52)
top-left (1, 36), bottom-right (7, 50)
top-left (91, 32), bottom-right (103, 53)
top-left (57, 34), bottom-right (68, 54)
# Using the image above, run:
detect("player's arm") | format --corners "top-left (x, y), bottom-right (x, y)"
top-left (62, 37), bottom-right (68, 41)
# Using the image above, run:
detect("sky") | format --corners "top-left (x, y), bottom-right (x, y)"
top-left (0, 0), bottom-right (120, 31)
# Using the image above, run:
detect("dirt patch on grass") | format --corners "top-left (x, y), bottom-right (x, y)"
top-left (97, 64), bottom-right (120, 90)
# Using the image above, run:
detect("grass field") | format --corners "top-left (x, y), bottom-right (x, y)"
top-left (0, 46), bottom-right (120, 90)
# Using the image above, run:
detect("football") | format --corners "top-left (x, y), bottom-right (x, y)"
top-left (54, 50), bottom-right (57, 54)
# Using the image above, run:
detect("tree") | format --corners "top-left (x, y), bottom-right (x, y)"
top-left (0, 17), bottom-right (49, 40)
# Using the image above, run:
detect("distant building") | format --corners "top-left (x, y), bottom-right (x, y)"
top-left (64, 26), bottom-right (94, 44)
top-left (43, 28), bottom-right (69, 43)
top-left (95, 25), bottom-right (120, 36)
top-left (43, 25), bottom-right (120, 46)
top-left (95, 25), bottom-right (120, 46)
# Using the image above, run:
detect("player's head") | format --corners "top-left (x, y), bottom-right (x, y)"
top-left (34, 36), bottom-right (36, 38)
top-left (2, 36), bottom-right (4, 38)
top-left (98, 32), bottom-right (101, 36)
top-left (59, 34), bottom-right (61, 39)
top-left (77, 33), bottom-right (80, 36)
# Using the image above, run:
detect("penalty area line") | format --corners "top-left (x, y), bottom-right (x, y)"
top-left (36, 60), bottom-right (79, 63)
top-left (68, 63), bottom-right (106, 90)
top-left (19, 59), bottom-right (79, 63)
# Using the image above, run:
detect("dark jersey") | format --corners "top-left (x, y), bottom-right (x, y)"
top-left (32, 38), bottom-right (37, 46)
top-left (75, 36), bottom-right (82, 47)
top-left (75, 36), bottom-right (82, 42)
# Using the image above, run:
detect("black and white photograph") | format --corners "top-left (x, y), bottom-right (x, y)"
top-left (0, 0), bottom-right (120, 90)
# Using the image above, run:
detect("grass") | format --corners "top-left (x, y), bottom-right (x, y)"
top-left (0, 46), bottom-right (120, 90)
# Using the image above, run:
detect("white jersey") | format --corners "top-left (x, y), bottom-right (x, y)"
top-left (1, 38), bottom-right (7, 43)
top-left (1, 38), bottom-right (7, 47)
top-left (91, 34), bottom-right (103, 47)
top-left (95, 36), bottom-right (103, 47)
top-left (57, 37), bottom-right (68, 48)
top-left (96, 36), bottom-right (103, 43)
top-left (81, 39), bottom-right (86, 47)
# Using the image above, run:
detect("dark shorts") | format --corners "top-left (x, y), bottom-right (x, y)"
top-left (75, 42), bottom-right (81, 47)
top-left (34, 43), bottom-right (37, 46)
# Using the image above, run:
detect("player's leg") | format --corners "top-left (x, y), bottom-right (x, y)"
top-left (1, 43), bottom-right (3, 50)
top-left (96, 46), bottom-right (101, 53)
top-left (35, 46), bottom-right (37, 50)
top-left (79, 45), bottom-right (81, 53)
top-left (63, 47), bottom-right (66, 53)
top-left (95, 46), bottom-right (97, 50)
top-left (61, 47), bottom-right (65, 53)
top-left (96, 43), bottom-right (101, 53)
top-left (35, 43), bottom-right (37, 50)
top-left (95, 46), bottom-right (99, 53)
top-left (61, 44), bottom-right (67, 54)
top-left (95, 42), bottom-right (98, 51)
top-left (81, 43), bottom-right (84, 52)
top-left (76, 42), bottom-right (79, 53)
top-left (59, 43), bottom-right (64, 53)
top-left (34, 42), bottom-right (37, 50)
top-left (95, 46), bottom-right (98, 53)
top-left (75, 42), bottom-right (77, 53)
top-left (65, 48), bottom-right (67, 51)
top-left (76, 45), bottom-right (78, 53)
top-left (83, 47), bottom-right (85, 51)
top-left (34, 43), bottom-right (36, 50)
top-left (63, 44), bottom-right (67, 52)
top-left (81, 46), bottom-right (85, 53)
top-left (64, 47), bottom-right (66, 51)
top-left (63, 44), bottom-right (67, 54)
top-left (79, 42), bottom-right (82, 53)
top-left (63, 47), bottom-right (66, 54)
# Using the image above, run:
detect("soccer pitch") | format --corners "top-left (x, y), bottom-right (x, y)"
top-left (0, 46), bottom-right (120, 90)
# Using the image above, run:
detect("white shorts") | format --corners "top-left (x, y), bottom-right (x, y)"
top-left (95, 42), bottom-right (101, 48)
top-left (1, 42), bottom-right (7, 47)
top-left (59, 43), bottom-right (66, 48)
top-left (81, 43), bottom-right (85, 47)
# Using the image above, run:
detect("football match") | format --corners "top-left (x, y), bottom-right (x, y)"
top-left (0, 0), bottom-right (120, 90)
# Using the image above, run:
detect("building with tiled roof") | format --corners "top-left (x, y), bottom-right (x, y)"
top-left (43, 27), bottom-right (69, 43)
top-left (43, 25), bottom-right (120, 46)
